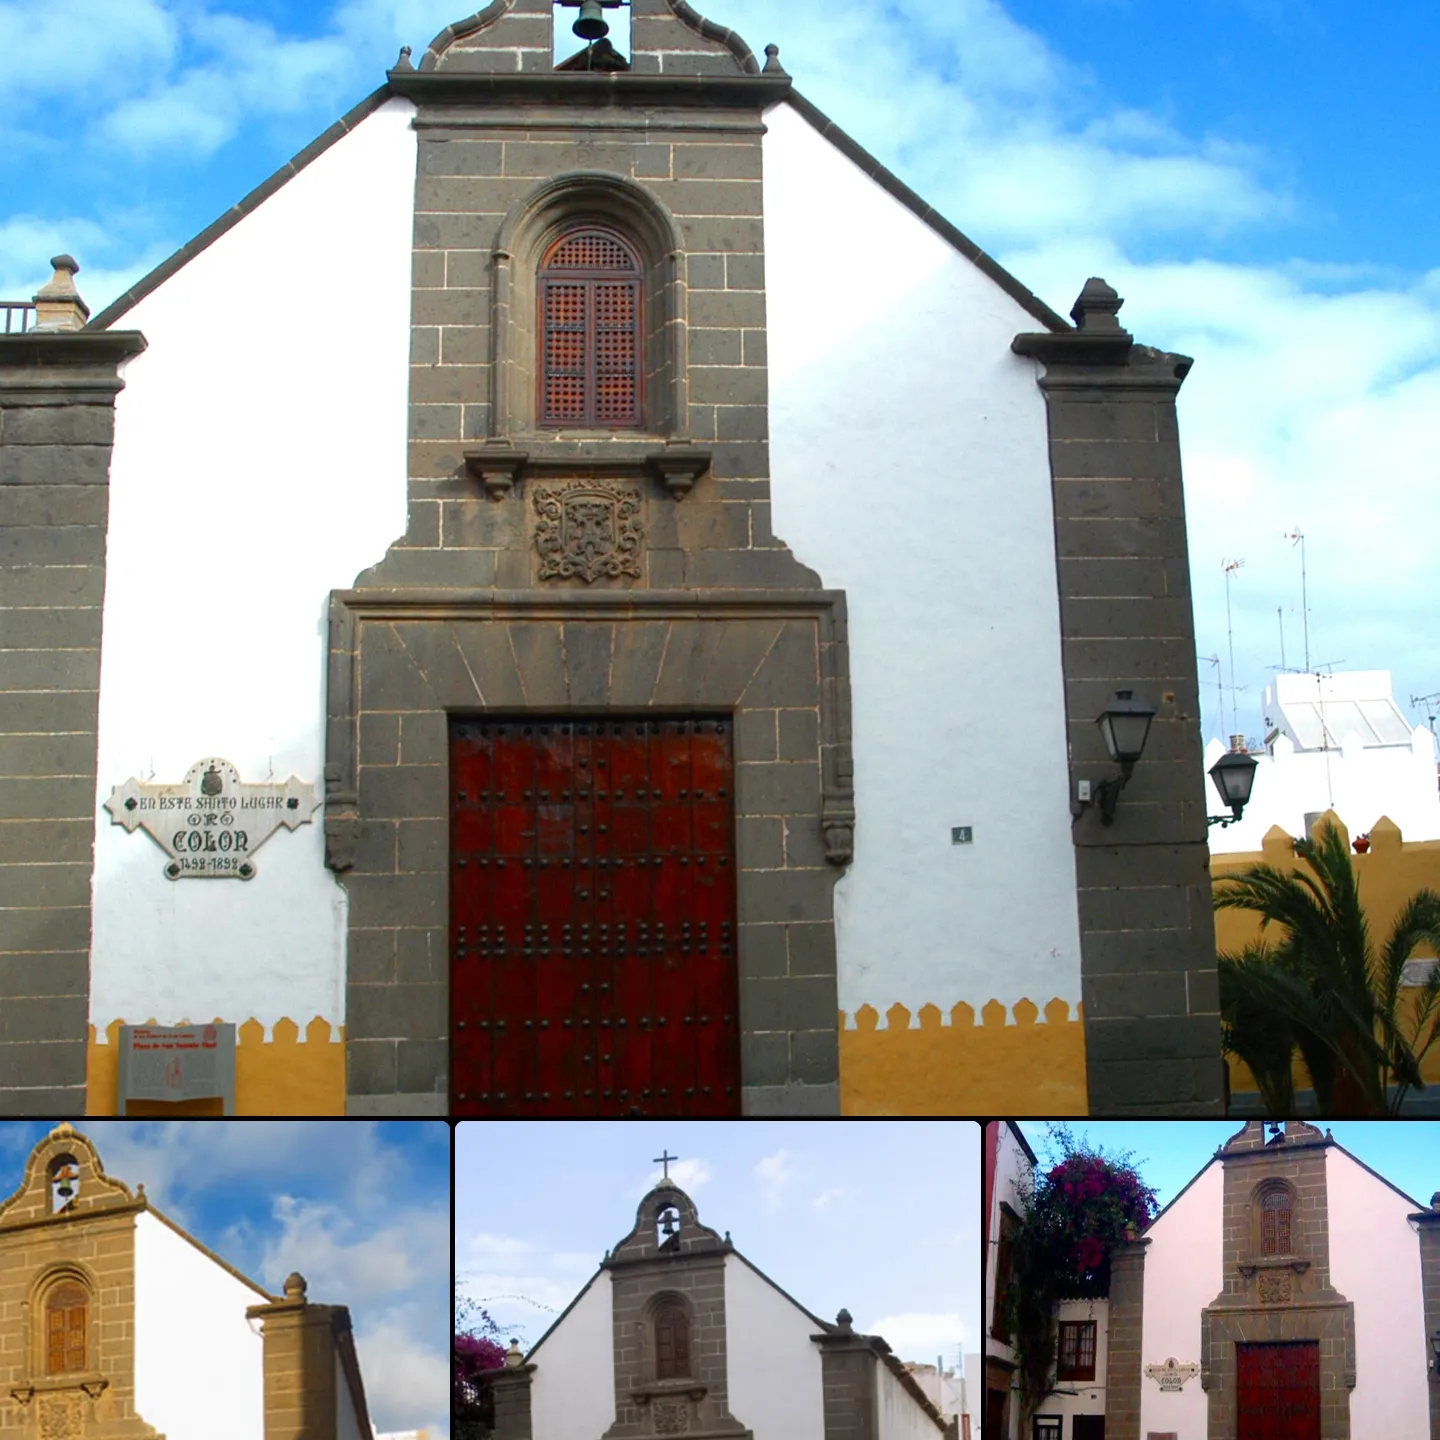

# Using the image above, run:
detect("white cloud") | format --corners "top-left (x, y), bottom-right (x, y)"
top-left (811, 1187), bottom-right (852, 1210)
top-left (456, 1229), bottom-right (600, 1342)
top-left (753, 1150), bottom-right (793, 1211)
top-left (0, 0), bottom-right (179, 104)
top-left (865, 1312), bottom-right (966, 1367)
top-left (641, 1156), bottom-right (712, 1195)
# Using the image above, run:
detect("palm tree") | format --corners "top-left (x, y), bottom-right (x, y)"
top-left (1214, 820), bottom-right (1440, 1116)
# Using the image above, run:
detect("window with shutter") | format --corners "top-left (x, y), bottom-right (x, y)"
top-left (540, 227), bottom-right (643, 428)
top-left (1261, 1189), bottom-right (1292, 1255)
top-left (1057, 1320), bottom-right (1097, 1381)
top-left (655, 1303), bottom-right (690, 1380)
top-left (45, 1282), bottom-right (87, 1373)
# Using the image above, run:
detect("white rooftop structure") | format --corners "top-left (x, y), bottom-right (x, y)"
top-left (1207, 670), bottom-right (1440, 854)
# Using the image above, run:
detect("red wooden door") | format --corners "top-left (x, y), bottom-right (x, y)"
top-left (1237, 1342), bottom-right (1320, 1440)
top-left (450, 717), bottom-right (741, 1116)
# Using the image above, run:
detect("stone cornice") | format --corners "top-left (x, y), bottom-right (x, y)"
top-left (0, 331), bottom-right (146, 369)
top-left (387, 68), bottom-right (791, 109)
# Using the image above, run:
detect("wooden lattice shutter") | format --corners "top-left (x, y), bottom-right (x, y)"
top-left (46, 1283), bottom-right (87, 1373)
top-left (540, 227), bottom-right (642, 428)
top-left (655, 1304), bottom-right (690, 1379)
top-left (1261, 1190), bottom-right (1291, 1254)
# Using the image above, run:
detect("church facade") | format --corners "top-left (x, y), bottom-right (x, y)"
top-left (987, 1120), bottom-right (1439, 1440)
top-left (0, 0), bottom-right (1218, 1118)
top-left (487, 1172), bottom-right (952, 1440)
top-left (0, 1121), bottom-right (373, 1440)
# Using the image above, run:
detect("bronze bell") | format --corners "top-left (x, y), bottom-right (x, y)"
top-left (573, 0), bottom-right (609, 40)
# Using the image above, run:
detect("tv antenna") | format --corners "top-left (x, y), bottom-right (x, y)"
top-left (1411, 692), bottom-right (1440, 737)
top-left (1285, 528), bottom-right (1311, 671)
top-left (1222, 559), bottom-right (1245, 736)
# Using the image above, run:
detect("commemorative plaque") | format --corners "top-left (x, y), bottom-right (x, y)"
top-left (1144, 1358), bottom-right (1200, 1392)
top-left (104, 757), bottom-right (321, 879)
top-left (117, 1023), bottom-right (237, 1114)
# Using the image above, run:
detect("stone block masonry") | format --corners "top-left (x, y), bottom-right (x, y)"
top-left (0, 329), bottom-right (144, 1115)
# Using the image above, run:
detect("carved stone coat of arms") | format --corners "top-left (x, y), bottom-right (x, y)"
top-left (534, 480), bottom-right (643, 582)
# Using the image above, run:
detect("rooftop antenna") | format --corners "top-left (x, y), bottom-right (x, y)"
top-left (1223, 558), bottom-right (1245, 737)
top-left (1410, 692), bottom-right (1440, 738)
top-left (1285, 528), bottom-right (1310, 671)
top-left (1277, 606), bottom-right (1286, 672)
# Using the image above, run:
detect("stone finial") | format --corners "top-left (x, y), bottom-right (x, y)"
top-left (33, 255), bottom-right (90, 332)
top-left (1070, 277), bottom-right (1126, 334)
top-left (283, 1272), bottom-right (307, 1300)
top-left (393, 45), bottom-right (414, 71)
top-left (762, 43), bottom-right (787, 74)
top-left (48, 1120), bottom-right (77, 1141)
top-left (836, 1308), bottom-right (853, 1334)
top-left (505, 1339), bottom-right (525, 1368)
top-left (1431, 1191), bottom-right (1440, 1213)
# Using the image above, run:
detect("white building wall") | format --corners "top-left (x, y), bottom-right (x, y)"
top-left (1326, 1148), bottom-right (1429, 1440)
top-left (985, 1124), bottom-right (1033, 1440)
top-left (1038, 1298), bottom-right (1107, 1435)
top-left (1138, 1161), bottom-right (1222, 1440)
top-left (530, 1274), bottom-right (615, 1440)
top-left (336, 1356), bottom-right (365, 1440)
top-left (91, 97), bottom-right (417, 1036)
top-left (762, 101), bottom-right (1082, 1023)
top-left (1206, 729), bottom-right (1440, 852)
top-left (724, 1253), bottom-right (825, 1440)
top-left (877, 1357), bottom-right (941, 1440)
top-left (132, 1209), bottom-right (265, 1440)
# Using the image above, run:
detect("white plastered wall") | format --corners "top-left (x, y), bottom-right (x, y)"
top-left (762, 101), bottom-right (1082, 1025)
top-left (1139, 1161), bottom-right (1222, 1440)
top-left (530, 1273), bottom-right (615, 1440)
top-left (336, 1350), bottom-right (366, 1440)
top-left (1325, 1148), bottom-right (1429, 1440)
top-left (724, 1253), bottom-right (825, 1440)
top-left (92, 97), bottom-right (416, 1036)
top-left (877, 1356), bottom-right (941, 1440)
top-left (984, 1123), bottom-right (1031, 1436)
top-left (133, 1209), bottom-right (265, 1440)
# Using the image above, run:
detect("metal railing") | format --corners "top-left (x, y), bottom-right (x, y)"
top-left (2, 302), bottom-right (36, 334)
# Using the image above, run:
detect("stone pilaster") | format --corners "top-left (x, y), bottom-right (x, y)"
top-left (0, 307), bottom-right (145, 1114)
top-left (1104, 1238), bottom-right (1148, 1440)
top-left (1410, 1195), bottom-right (1440, 1440)
top-left (246, 1273), bottom-right (342, 1440)
top-left (814, 1312), bottom-right (879, 1440)
top-left (490, 1355), bottom-right (536, 1440)
top-left (1014, 279), bottom-right (1220, 1117)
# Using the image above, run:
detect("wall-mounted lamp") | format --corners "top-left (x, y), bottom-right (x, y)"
top-left (1208, 739), bottom-right (1258, 828)
top-left (1075, 690), bottom-right (1157, 825)
top-left (557, 0), bottom-right (625, 41)
top-left (1430, 1326), bottom-right (1440, 1373)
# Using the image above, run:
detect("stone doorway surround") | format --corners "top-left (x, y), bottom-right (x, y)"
top-left (323, 586), bottom-right (852, 1117)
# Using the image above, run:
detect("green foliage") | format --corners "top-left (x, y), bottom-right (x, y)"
top-left (1215, 822), bottom-right (1440, 1115)
top-left (1004, 1127), bottom-right (1157, 1433)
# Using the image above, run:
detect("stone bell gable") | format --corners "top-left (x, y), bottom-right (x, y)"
top-left (598, 1181), bottom-right (750, 1438)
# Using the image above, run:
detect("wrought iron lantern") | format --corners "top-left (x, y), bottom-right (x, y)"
top-left (1208, 744), bottom-right (1259, 828)
top-left (1075, 690), bottom-right (1157, 825)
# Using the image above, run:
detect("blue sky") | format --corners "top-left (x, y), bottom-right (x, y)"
top-left (455, 1119), bottom-right (977, 1374)
top-left (3, 0), bottom-right (1439, 749)
top-left (1014, 1120), bottom-right (1440, 1216)
top-left (0, 1121), bottom-right (449, 1439)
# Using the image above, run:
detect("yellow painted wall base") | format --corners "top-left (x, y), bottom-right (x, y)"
top-left (838, 999), bottom-right (1089, 1115)
top-left (1216, 814), bottom-right (1440, 1102)
top-left (86, 1017), bottom-right (346, 1117)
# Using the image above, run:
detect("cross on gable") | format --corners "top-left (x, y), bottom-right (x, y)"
top-left (654, 1149), bottom-right (679, 1181)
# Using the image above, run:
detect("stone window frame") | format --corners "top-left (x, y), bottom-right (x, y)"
top-left (644, 1289), bottom-right (695, 1382)
top-left (1250, 1178), bottom-right (1298, 1259)
top-left (324, 587), bottom-right (854, 1116)
top-left (26, 1263), bottom-right (101, 1387)
top-left (490, 171), bottom-right (688, 444)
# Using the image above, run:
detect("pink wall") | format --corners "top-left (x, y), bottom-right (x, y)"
top-left (1326, 1147), bottom-right (1429, 1438)
top-left (1140, 1160), bottom-right (1223, 1439)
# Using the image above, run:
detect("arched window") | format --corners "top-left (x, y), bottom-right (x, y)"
top-left (539, 226), bottom-right (643, 429)
top-left (1260, 1188), bottom-right (1292, 1256)
top-left (654, 1301), bottom-right (691, 1380)
top-left (45, 1282), bottom-right (87, 1374)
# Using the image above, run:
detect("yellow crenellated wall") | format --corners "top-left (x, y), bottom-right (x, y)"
top-left (86, 1016), bottom-right (346, 1116)
top-left (838, 998), bottom-right (1088, 1115)
top-left (1214, 811), bottom-right (1440, 1098)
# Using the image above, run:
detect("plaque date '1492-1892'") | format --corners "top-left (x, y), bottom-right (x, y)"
top-left (104, 757), bottom-right (321, 880)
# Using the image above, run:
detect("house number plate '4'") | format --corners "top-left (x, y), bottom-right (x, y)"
top-left (104, 757), bottom-right (321, 880)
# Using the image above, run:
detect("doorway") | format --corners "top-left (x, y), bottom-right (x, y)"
top-left (1236, 1341), bottom-right (1320, 1440)
top-left (450, 716), bottom-right (741, 1115)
